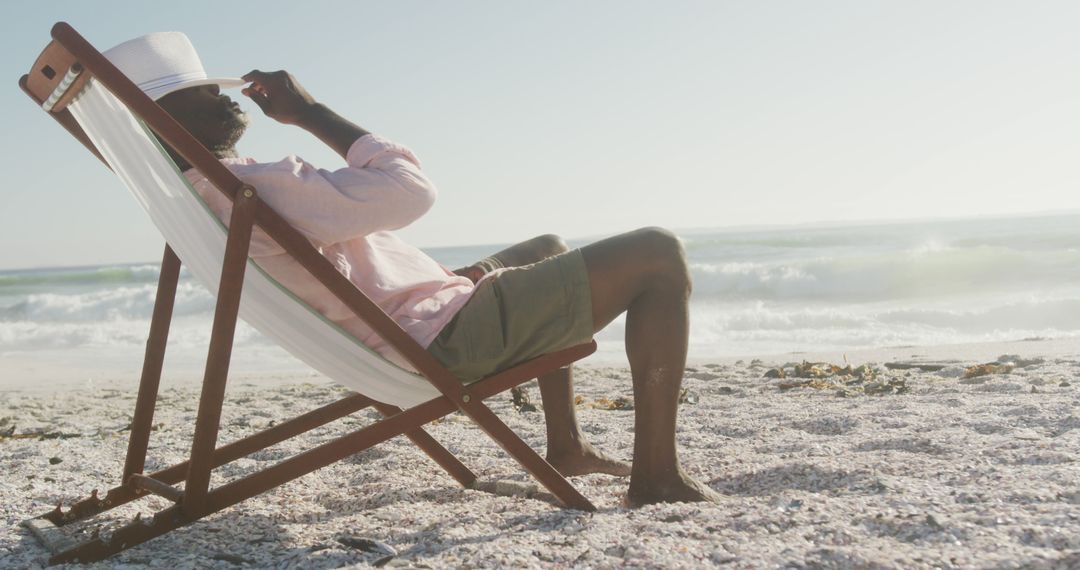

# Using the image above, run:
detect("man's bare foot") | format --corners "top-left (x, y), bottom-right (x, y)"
top-left (546, 442), bottom-right (632, 477)
top-left (625, 471), bottom-right (721, 507)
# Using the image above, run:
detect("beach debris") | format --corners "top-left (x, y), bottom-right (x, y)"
top-left (997, 354), bottom-right (1044, 368)
top-left (717, 387), bottom-right (735, 395)
top-left (1061, 381), bottom-right (1071, 387)
top-left (679, 389), bottom-right (699, 404)
top-left (0, 418), bottom-right (15, 438)
top-left (574, 394), bottom-right (586, 406)
top-left (1, 429), bottom-right (83, 441)
top-left (772, 361), bottom-right (878, 381)
top-left (771, 360), bottom-right (903, 395)
top-left (864, 378), bottom-right (909, 396)
top-left (810, 362), bottom-right (871, 380)
top-left (337, 535), bottom-right (397, 558)
top-left (590, 397), bottom-right (634, 410)
top-left (935, 365), bottom-right (968, 378)
top-left (510, 386), bottom-right (538, 413)
top-left (794, 362), bottom-right (847, 378)
top-left (749, 359), bottom-right (764, 368)
top-left (963, 362), bottom-right (1015, 379)
top-left (884, 362), bottom-right (947, 372)
top-left (852, 364), bottom-right (876, 380)
top-left (49, 457), bottom-right (63, 465)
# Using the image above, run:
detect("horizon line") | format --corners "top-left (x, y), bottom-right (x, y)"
top-left (2, 208), bottom-right (1078, 273)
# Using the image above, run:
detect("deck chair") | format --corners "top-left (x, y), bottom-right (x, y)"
top-left (19, 22), bottom-right (597, 564)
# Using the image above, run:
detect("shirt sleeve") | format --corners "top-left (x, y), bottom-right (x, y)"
top-left (238, 134), bottom-right (438, 246)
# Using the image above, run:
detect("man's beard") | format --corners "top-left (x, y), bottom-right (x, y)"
top-left (206, 110), bottom-right (249, 157)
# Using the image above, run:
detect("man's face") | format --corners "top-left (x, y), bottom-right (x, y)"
top-left (157, 84), bottom-right (249, 155)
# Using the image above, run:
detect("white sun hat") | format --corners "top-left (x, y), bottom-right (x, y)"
top-left (103, 32), bottom-right (245, 100)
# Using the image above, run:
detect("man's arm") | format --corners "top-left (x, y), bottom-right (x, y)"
top-left (239, 69), bottom-right (439, 243)
top-left (242, 70), bottom-right (369, 158)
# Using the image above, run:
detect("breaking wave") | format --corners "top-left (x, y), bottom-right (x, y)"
top-left (593, 296), bottom-right (1080, 359)
top-left (688, 245), bottom-right (1080, 303)
top-left (0, 264), bottom-right (162, 290)
top-left (2, 213), bottom-right (1078, 360)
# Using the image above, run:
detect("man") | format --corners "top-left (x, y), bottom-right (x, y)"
top-left (108, 32), bottom-right (717, 506)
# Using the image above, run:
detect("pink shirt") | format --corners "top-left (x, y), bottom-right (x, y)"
top-left (184, 134), bottom-right (475, 369)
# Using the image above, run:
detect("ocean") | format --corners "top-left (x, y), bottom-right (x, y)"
top-left (2, 213), bottom-right (1078, 379)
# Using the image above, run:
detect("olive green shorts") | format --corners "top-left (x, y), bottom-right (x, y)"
top-left (427, 249), bottom-right (594, 383)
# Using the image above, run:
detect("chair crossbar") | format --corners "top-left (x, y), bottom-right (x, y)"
top-left (126, 475), bottom-right (183, 503)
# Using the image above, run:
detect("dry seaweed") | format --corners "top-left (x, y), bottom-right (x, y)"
top-left (963, 363), bottom-right (1014, 379)
top-left (679, 389), bottom-right (699, 405)
top-left (589, 397), bottom-right (634, 410)
top-left (794, 362), bottom-right (850, 378)
top-left (510, 386), bottom-right (538, 413)
top-left (0, 430), bottom-right (83, 441)
top-left (771, 361), bottom-right (895, 395)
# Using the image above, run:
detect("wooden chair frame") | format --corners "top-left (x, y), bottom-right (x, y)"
top-left (19, 22), bottom-right (596, 565)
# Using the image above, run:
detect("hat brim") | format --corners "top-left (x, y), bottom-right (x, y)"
top-left (148, 77), bottom-right (247, 101)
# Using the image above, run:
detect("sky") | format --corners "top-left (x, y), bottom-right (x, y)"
top-left (2, 1), bottom-right (1079, 270)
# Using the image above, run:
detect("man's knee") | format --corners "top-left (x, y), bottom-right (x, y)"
top-left (634, 227), bottom-right (691, 292)
top-left (532, 234), bottom-right (570, 259)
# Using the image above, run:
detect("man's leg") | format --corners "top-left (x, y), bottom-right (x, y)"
top-left (460, 235), bottom-right (630, 477)
top-left (580, 227), bottom-right (719, 505)
top-left (535, 363), bottom-right (631, 477)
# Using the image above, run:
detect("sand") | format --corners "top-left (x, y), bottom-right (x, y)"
top-left (1, 340), bottom-right (1078, 568)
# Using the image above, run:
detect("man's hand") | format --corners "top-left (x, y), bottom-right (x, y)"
top-left (242, 69), bottom-right (370, 159)
top-left (242, 70), bottom-right (317, 126)
top-left (453, 265), bottom-right (486, 285)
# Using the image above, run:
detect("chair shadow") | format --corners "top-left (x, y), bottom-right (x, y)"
top-left (313, 483), bottom-right (475, 513)
top-left (389, 508), bottom-right (596, 561)
top-left (13, 511), bottom-right (300, 567)
top-left (14, 507), bottom-right (429, 569)
top-left (14, 472), bottom-right (621, 568)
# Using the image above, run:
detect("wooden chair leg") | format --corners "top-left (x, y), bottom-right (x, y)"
top-left (123, 245), bottom-right (181, 484)
top-left (183, 193), bottom-right (257, 516)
